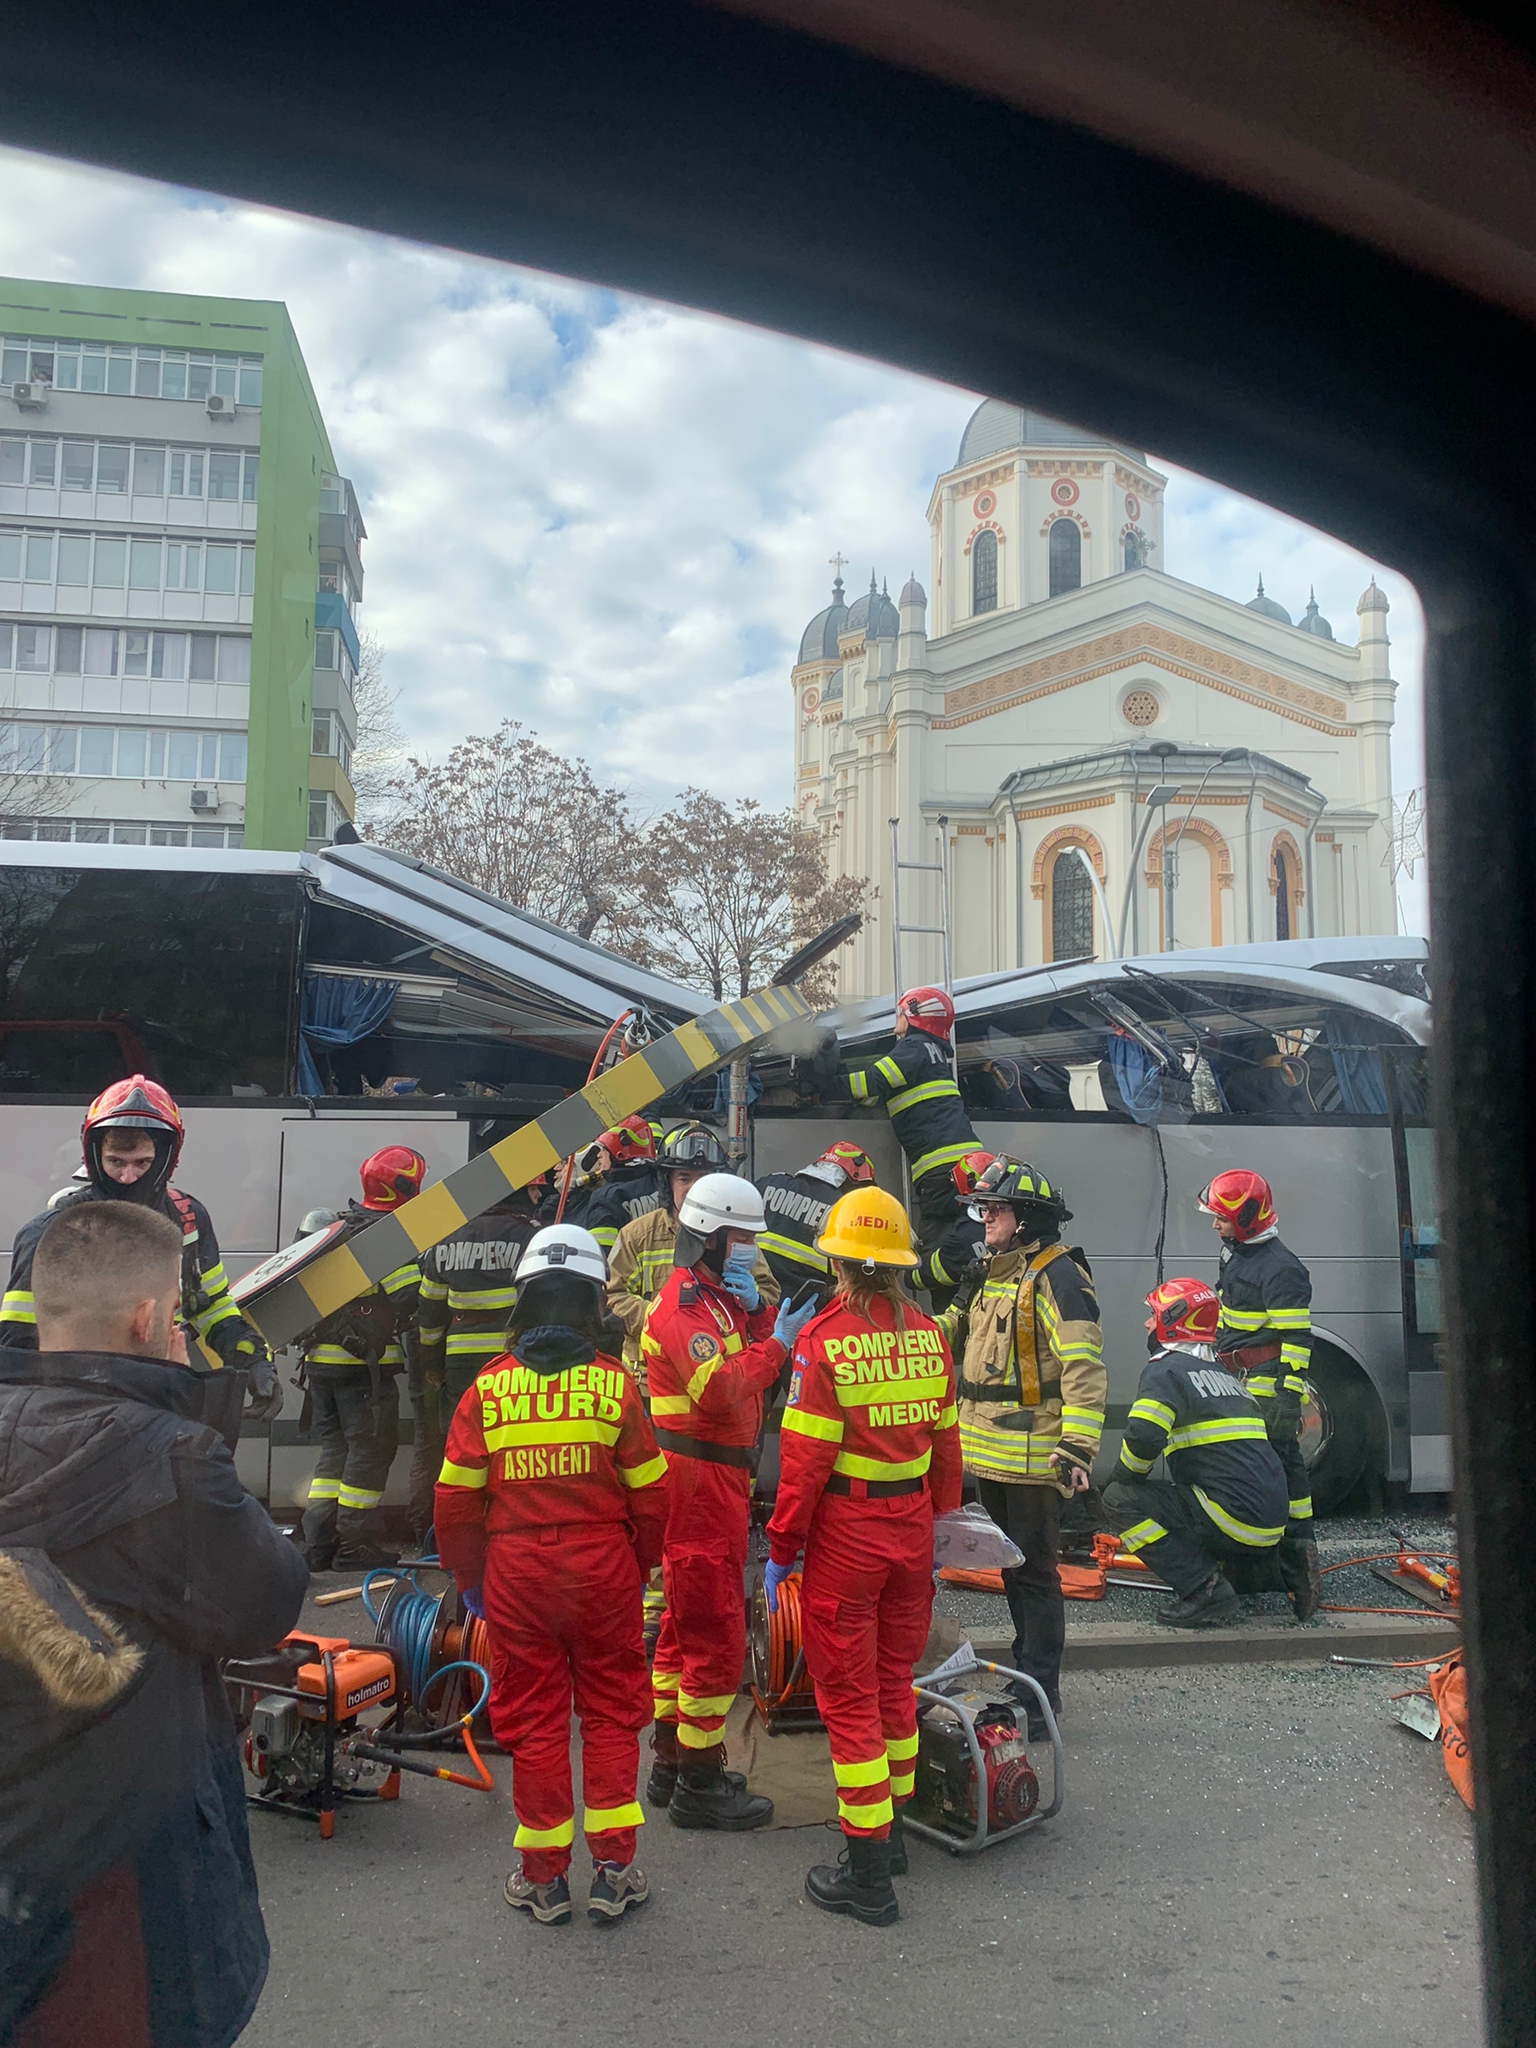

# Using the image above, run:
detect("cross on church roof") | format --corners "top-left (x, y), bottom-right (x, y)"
top-left (829, 551), bottom-right (848, 577)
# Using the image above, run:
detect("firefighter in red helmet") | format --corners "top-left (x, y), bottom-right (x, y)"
top-left (914, 1149), bottom-right (996, 1310)
top-left (1102, 1279), bottom-right (1288, 1627)
top-left (1199, 1169), bottom-right (1322, 1619)
top-left (754, 1139), bottom-right (878, 1299)
top-left (298, 1145), bottom-right (426, 1571)
top-left (567, 1116), bottom-right (669, 1255)
top-left (0, 1075), bottom-right (276, 1447)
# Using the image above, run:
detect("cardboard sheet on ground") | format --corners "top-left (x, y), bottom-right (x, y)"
top-left (724, 1613), bottom-right (968, 1828)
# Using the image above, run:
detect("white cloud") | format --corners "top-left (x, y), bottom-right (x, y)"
top-left (0, 144), bottom-right (1426, 931)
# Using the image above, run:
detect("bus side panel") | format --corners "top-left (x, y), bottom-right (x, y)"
top-left (0, 1106), bottom-right (88, 1257)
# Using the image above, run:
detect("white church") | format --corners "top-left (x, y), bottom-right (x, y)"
top-left (792, 400), bottom-right (1398, 1003)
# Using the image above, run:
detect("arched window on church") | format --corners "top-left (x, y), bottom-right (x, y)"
top-left (972, 529), bottom-right (998, 614)
top-left (1049, 517), bottom-right (1082, 597)
top-left (1123, 530), bottom-right (1144, 572)
top-left (1051, 848), bottom-right (1095, 962)
top-left (1273, 844), bottom-right (1293, 940)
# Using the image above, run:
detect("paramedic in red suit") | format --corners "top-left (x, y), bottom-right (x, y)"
top-left (639, 1172), bottom-right (820, 1828)
top-left (766, 1186), bottom-right (962, 1927)
top-left (435, 1223), bottom-right (668, 1928)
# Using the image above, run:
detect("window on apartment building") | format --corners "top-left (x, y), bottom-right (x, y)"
top-left (95, 444), bottom-right (129, 494)
top-left (972, 529), bottom-right (998, 614)
top-left (0, 440), bottom-right (22, 487)
top-left (0, 722), bottom-right (248, 782)
top-left (207, 450), bottom-right (240, 502)
top-left (132, 446), bottom-right (166, 494)
top-left (2, 340), bottom-right (263, 408)
top-left (169, 451), bottom-right (204, 496)
top-left (0, 531), bottom-right (252, 597)
top-left (57, 535), bottom-right (89, 585)
top-left (63, 441), bottom-right (95, 491)
top-left (0, 621), bottom-right (251, 685)
top-left (242, 455), bottom-right (258, 501)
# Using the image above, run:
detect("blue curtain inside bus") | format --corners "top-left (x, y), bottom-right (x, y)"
top-left (1102, 1033), bottom-right (1170, 1125)
top-left (1322, 1017), bottom-right (1390, 1115)
top-left (296, 972), bottom-right (398, 1094)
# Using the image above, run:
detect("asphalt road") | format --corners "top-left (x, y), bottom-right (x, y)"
top-left (241, 1657), bottom-right (1482, 2048)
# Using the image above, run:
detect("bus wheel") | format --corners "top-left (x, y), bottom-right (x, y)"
top-left (1298, 1347), bottom-right (1381, 1514)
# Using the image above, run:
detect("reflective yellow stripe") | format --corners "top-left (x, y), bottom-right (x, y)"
top-left (677, 1722), bottom-right (725, 1748)
top-left (839, 1794), bottom-right (895, 1829)
top-left (419, 1278), bottom-right (449, 1301)
top-left (0, 1289), bottom-right (37, 1323)
top-left (1267, 1309), bottom-right (1311, 1327)
top-left (759, 1232), bottom-right (828, 1270)
top-left (889, 1771), bottom-right (915, 1798)
top-left (438, 1459), bottom-right (489, 1489)
top-left (447, 1286), bottom-right (519, 1310)
top-left (514, 1817), bottom-right (575, 1849)
top-left (1193, 1486), bottom-right (1285, 1547)
top-left (911, 1140), bottom-right (981, 1181)
top-left (782, 1408), bottom-right (844, 1443)
top-left (721, 1331), bottom-right (744, 1357)
top-left (834, 1373), bottom-right (949, 1409)
top-left (1119, 1518), bottom-right (1168, 1551)
top-left (584, 1802), bottom-right (644, 1833)
top-left (651, 1670), bottom-right (680, 1694)
top-left (833, 1755), bottom-right (889, 1788)
top-left (886, 1077), bottom-right (961, 1115)
top-left (1166, 1417), bottom-right (1270, 1451)
top-left (619, 1453), bottom-right (668, 1489)
top-left (1282, 1368), bottom-right (1310, 1391)
top-left (1219, 1307), bottom-right (1268, 1327)
top-left (1288, 1497), bottom-right (1314, 1519)
top-left (639, 1332), bottom-right (664, 1356)
top-left (936, 1404), bottom-right (958, 1429)
top-left (382, 1264), bottom-right (420, 1295)
top-left (687, 1357), bottom-right (724, 1403)
top-left (1117, 1446), bottom-right (1155, 1475)
top-left (1061, 1405), bottom-right (1104, 1438)
top-left (337, 1483), bottom-right (383, 1509)
top-left (307, 1345), bottom-right (374, 1365)
top-left (1245, 1375), bottom-right (1278, 1398)
top-left (484, 1419), bottom-right (622, 1452)
top-left (832, 1446), bottom-right (931, 1481)
top-left (874, 1056), bottom-right (904, 1087)
top-left (1128, 1398), bottom-right (1176, 1430)
top-left (679, 1691), bottom-right (737, 1717)
top-left (306, 1476), bottom-right (341, 1501)
top-left (650, 1394), bottom-right (693, 1417)
top-left (885, 1732), bottom-right (919, 1762)
top-left (848, 1071), bottom-right (871, 1102)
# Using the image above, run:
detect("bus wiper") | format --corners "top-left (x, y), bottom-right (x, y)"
top-left (1088, 990), bottom-right (1184, 1072)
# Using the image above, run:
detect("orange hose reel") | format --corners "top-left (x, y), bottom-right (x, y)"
top-left (749, 1571), bottom-right (822, 1732)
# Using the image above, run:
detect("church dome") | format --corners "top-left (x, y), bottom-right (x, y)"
top-left (956, 399), bottom-right (1144, 468)
top-left (899, 573), bottom-right (926, 608)
top-left (1298, 587), bottom-right (1334, 639)
top-left (1357, 577), bottom-right (1390, 615)
top-left (1246, 575), bottom-right (1292, 625)
top-left (844, 574), bottom-right (900, 641)
top-left (820, 666), bottom-right (844, 701)
top-left (798, 575), bottom-right (849, 663)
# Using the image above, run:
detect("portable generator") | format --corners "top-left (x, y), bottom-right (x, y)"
top-left (906, 1649), bottom-right (1064, 1854)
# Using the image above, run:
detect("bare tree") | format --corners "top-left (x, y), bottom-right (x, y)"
top-left (633, 789), bottom-right (863, 1003)
top-left (348, 631), bottom-right (406, 828)
top-left (379, 719), bottom-right (645, 948)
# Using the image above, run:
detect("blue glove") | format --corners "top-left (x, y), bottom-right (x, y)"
top-left (764, 1559), bottom-right (794, 1614)
top-left (461, 1586), bottom-right (485, 1620)
top-left (773, 1294), bottom-right (819, 1351)
top-left (720, 1244), bottom-right (761, 1310)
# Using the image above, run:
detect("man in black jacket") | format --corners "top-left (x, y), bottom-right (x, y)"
top-left (0, 1200), bottom-right (307, 2047)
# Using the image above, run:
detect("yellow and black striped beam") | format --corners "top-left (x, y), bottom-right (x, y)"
top-left (241, 981), bottom-right (815, 1350)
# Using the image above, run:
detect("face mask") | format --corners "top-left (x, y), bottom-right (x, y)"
top-left (721, 1245), bottom-right (756, 1285)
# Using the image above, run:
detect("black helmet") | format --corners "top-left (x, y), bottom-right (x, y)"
top-left (969, 1156), bottom-right (1072, 1232)
top-left (660, 1122), bottom-right (728, 1170)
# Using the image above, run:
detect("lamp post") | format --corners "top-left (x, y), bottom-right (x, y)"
top-left (1117, 777), bottom-right (1180, 957)
top-left (1165, 747), bottom-right (1248, 950)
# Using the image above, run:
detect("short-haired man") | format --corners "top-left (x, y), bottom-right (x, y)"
top-left (0, 1201), bottom-right (307, 2045)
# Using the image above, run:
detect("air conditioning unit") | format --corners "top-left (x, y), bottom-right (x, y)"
top-left (205, 393), bottom-right (233, 418)
top-left (190, 787), bottom-right (219, 813)
top-left (11, 381), bottom-right (48, 410)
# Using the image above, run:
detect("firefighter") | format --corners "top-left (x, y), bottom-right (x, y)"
top-left (642, 1173), bottom-right (819, 1826)
top-left (754, 1139), bottom-right (877, 1298)
top-left (1199, 1169), bottom-right (1323, 1620)
top-left (435, 1224), bottom-right (669, 1926)
top-left (1103, 1278), bottom-right (1289, 1626)
top-left (914, 1149), bottom-right (995, 1309)
top-left (571, 1117), bottom-right (668, 1254)
top-left (766, 1188), bottom-right (962, 1926)
top-left (0, 1075), bottom-right (277, 1448)
top-left (831, 986), bottom-right (982, 1238)
top-left (298, 1146), bottom-right (426, 1572)
top-left (417, 1184), bottom-right (545, 1414)
top-left (606, 1123), bottom-right (778, 1382)
top-left (943, 1157), bottom-right (1105, 1738)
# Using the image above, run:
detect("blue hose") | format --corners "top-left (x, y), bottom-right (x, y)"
top-left (363, 1569), bottom-right (490, 1724)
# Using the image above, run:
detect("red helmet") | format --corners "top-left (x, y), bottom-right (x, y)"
top-left (896, 986), bottom-right (955, 1039)
top-left (82, 1075), bottom-right (184, 1199)
top-left (360, 1145), bottom-right (427, 1211)
top-left (951, 1149), bottom-right (997, 1198)
top-left (1145, 1278), bottom-right (1221, 1345)
top-left (1198, 1168), bottom-right (1276, 1242)
top-left (597, 1116), bottom-right (657, 1166)
top-left (813, 1140), bottom-right (877, 1186)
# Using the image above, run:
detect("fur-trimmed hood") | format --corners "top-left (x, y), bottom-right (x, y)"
top-left (0, 1546), bottom-right (144, 1712)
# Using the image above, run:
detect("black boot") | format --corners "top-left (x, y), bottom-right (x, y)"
top-left (805, 1833), bottom-right (899, 1926)
top-left (645, 1721), bottom-right (679, 1808)
top-left (668, 1747), bottom-right (773, 1831)
top-left (1156, 1572), bottom-right (1240, 1629)
top-left (887, 1808), bottom-right (907, 1876)
top-left (1277, 1538), bottom-right (1324, 1623)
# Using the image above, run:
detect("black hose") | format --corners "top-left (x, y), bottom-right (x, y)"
top-left (1152, 1125), bottom-right (1169, 1285)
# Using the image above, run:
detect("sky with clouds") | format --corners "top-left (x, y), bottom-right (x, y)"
top-left (0, 144), bottom-right (1428, 932)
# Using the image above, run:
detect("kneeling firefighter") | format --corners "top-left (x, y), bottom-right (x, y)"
top-left (766, 1188), bottom-right (961, 1926)
top-left (1103, 1279), bottom-right (1289, 1627)
top-left (436, 1225), bottom-right (669, 1925)
top-left (641, 1174), bottom-right (818, 1826)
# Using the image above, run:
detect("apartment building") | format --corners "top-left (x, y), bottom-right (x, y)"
top-left (0, 279), bottom-right (362, 851)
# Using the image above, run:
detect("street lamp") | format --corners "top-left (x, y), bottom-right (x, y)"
top-left (1118, 777), bottom-right (1180, 957)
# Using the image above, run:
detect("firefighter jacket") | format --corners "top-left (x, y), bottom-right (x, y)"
top-left (1214, 1232), bottom-right (1313, 1439)
top-left (0, 1183), bottom-right (265, 1365)
top-left (641, 1267), bottom-right (786, 1461)
top-left (1116, 1340), bottom-right (1289, 1550)
top-left (838, 1034), bottom-right (979, 1186)
top-left (302, 1212), bottom-right (421, 1372)
top-left (607, 1207), bottom-right (778, 1376)
top-left (755, 1166), bottom-right (843, 1291)
top-left (573, 1162), bottom-right (668, 1254)
top-left (918, 1210), bottom-right (985, 1296)
top-left (943, 1237), bottom-right (1106, 1486)
top-left (433, 1326), bottom-right (670, 1584)
top-left (768, 1296), bottom-right (964, 1560)
top-left (416, 1206), bottom-right (538, 1379)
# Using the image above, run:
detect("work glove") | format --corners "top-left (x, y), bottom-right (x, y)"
top-left (763, 1558), bottom-right (796, 1614)
top-left (1050, 1444), bottom-right (1093, 1493)
top-left (461, 1586), bottom-right (486, 1620)
top-left (720, 1245), bottom-right (761, 1310)
top-left (772, 1293), bottom-right (819, 1352)
top-left (244, 1348), bottom-right (284, 1425)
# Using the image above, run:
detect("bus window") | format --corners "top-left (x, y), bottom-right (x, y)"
top-left (1401, 1124), bottom-right (1441, 1344)
top-left (0, 866), bottom-right (299, 1097)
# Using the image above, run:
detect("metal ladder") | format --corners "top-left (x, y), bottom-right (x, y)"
top-left (888, 812), bottom-right (954, 1001)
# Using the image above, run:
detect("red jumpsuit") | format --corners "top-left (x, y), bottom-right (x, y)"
top-left (767, 1297), bottom-right (962, 1839)
top-left (642, 1267), bottom-right (786, 1755)
top-left (435, 1340), bottom-right (668, 1883)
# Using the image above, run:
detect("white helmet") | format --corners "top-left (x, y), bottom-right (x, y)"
top-left (676, 1172), bottom-right (766, 1238)
top-left (518, 1223), bottom-right (608, 1287)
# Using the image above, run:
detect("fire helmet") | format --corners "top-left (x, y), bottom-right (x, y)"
top-left (673, 1171), bottom-right (766, 1269)
top-left (809, 1140), bottom-right (877, 1186)
top-left (951, 1149), bottom-right (998, 1198)
top-left (1145, 1277), bottom-right (1221, 1345)
top-left (519, 1223), bottom-right (608, 1287)
top-left (597, 1115), bottom-right (657, 1165)
top-left (359, 1145), bottom-right (427, 1212)
top-left (1197, 1168), bottom-right (1276, 1241)
top-left (968, 1156), bottom-right (1072, 1230)
top-left (895, 985), bottom-right (956, 1039)
top-left (660, 1123), bottom-right (729, 1171)
top-left (817, 1187), bottom-right (919, 1270)
top-left (82, 1075), bottom-right (184, 1200)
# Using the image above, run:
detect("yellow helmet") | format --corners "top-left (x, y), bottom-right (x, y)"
top-left (817, 1187), bottom-right (919, 1268)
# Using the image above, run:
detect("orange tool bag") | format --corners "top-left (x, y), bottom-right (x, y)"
top-left (1427, 1652), bottom-right (1474, 1809)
